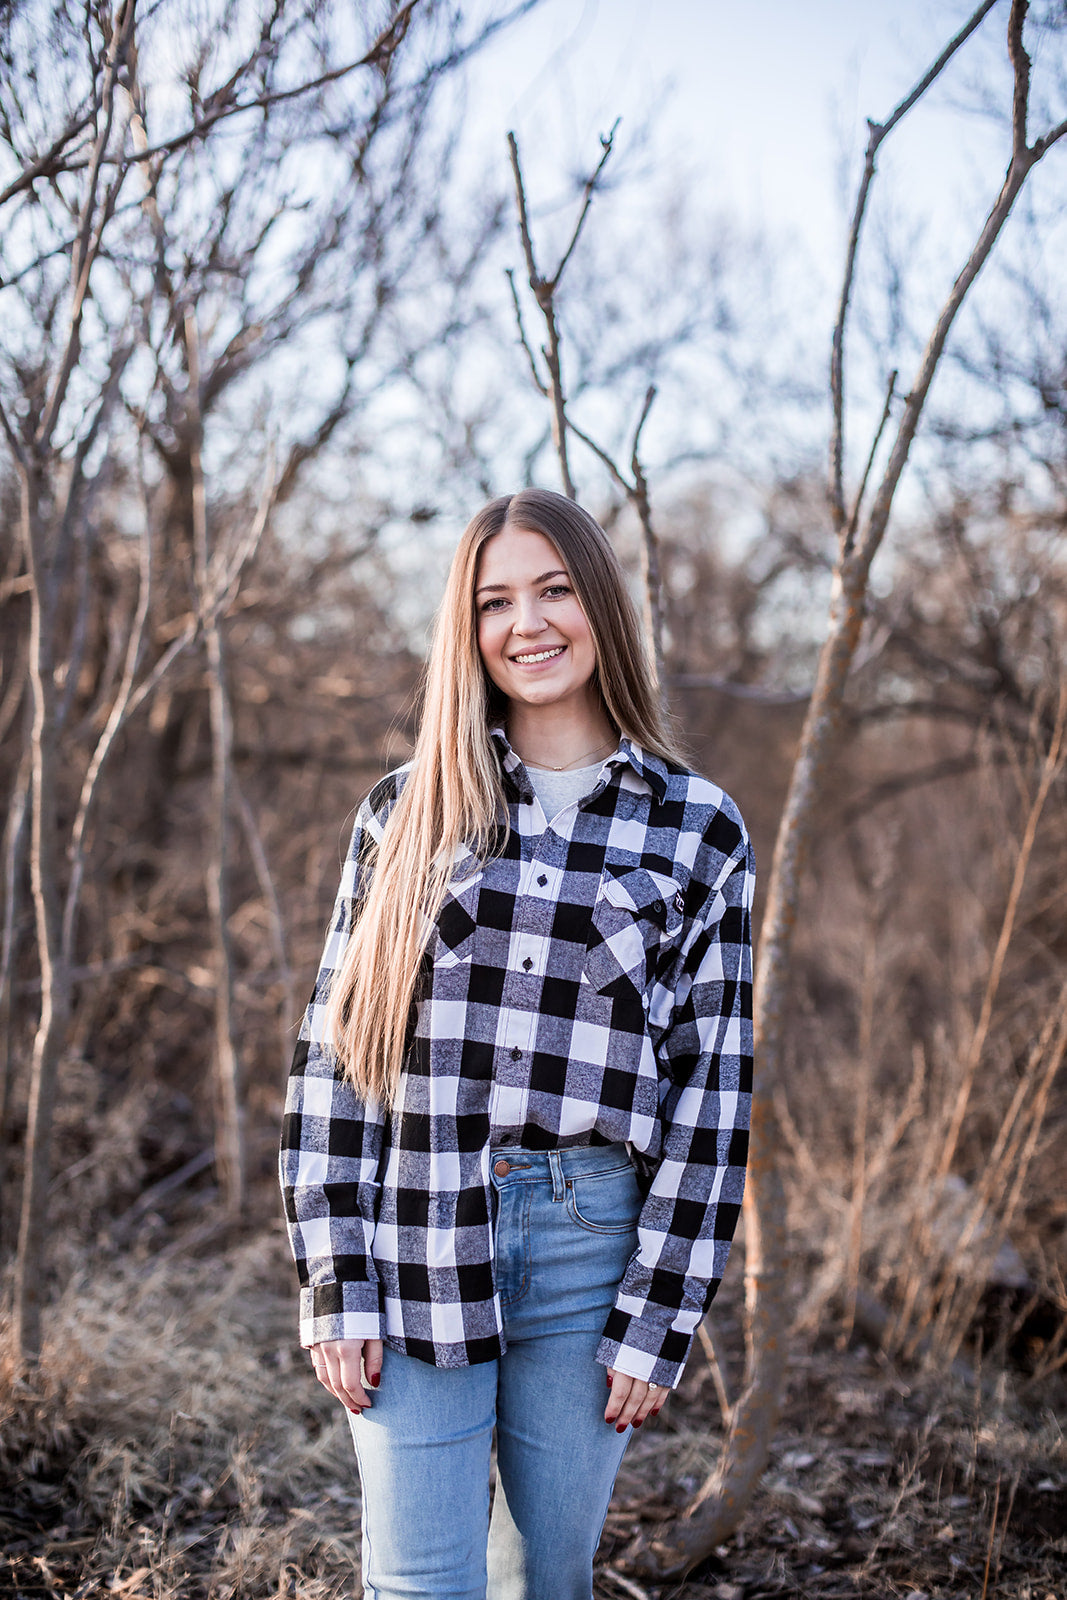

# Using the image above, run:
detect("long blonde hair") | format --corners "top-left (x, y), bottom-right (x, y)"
top-left (325, 488), bottom-right (686, 1104)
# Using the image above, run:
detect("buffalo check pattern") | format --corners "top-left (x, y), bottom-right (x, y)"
top-left (280, 729), bottom-right (754, 1390)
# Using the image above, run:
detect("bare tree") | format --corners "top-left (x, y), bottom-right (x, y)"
top-left (660, 0), bottom-right (1067, 1571)
top-left (503, 0), bottom-right (1065, 1573)
top-left (507, 126), bottom-right (668, 687)
top-left (0, 0), bottom-right (539, 1358)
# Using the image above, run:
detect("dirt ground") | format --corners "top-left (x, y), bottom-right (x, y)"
top-left (1, 1220), bottom-right (1064, 1600)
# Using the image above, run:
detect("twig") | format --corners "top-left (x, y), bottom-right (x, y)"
top-left (601, 1570), bottom-right (650, 1600)
top-left (34, 0), bottom-right (136, 452)
top-left (505, 267), bottom-right (548, 395)
top-left (696, 1320), bottom-right (733, 1431)
top-left (552, 118), bottom-right (620, 288)
top-left (935, 684), bottom-right (1066, 1186)
top-left (0, 110), bottom-right (94, 209)
top-left (563, 398), bottom-right (667, 689)
top-left (186, 308), bottom-right (245, 1218)
top-left (507, 130), bottom-right (577, 498)
top-left (109, 1150), bottom-right (216, 1243)
top-left (668, 674), bottom-right (811, 704)
top-left (980, 1476), bottom-right (1000, 1600)
top-left (828, 0), bottom-right (999, 538)
top-left (845, 369), bottom-right (897, 550)
top-left (22, 4), bottom-right (421, 183)
top-left (233, 776), bottom-right (295, 1080)
top-left (61, 429), bottom-right (155, 963)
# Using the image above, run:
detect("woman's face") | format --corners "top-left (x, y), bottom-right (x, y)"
top-left (475, 523), bottom-right (599, 714)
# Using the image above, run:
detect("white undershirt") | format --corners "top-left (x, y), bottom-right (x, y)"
top-left (524, 760), bottom-right (606, 823)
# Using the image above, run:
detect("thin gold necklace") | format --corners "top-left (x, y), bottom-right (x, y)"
top-left (513, 735), bottom-right (617, 773)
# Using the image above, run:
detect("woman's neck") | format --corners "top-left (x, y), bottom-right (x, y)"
top-left (506, 700), bottom-right (617, 773)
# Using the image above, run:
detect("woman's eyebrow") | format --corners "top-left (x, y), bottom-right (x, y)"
top-left (475, 568), bottom-right (569, 596)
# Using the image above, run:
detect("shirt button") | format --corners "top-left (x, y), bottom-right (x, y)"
top-left (494, 1159), bottom-right (511, 1177)
top-left (537, 874), bottom-right (548, 887)
top-left (651, 899), bottom-right (664, 917)
top-left (510, 1046), bottom-right (522, 1060)
top-left (522, 957), bottom-right (533, 971)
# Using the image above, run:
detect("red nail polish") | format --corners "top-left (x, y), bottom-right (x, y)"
top-left (615, 1422), bottom-right (627, 1434)
top-left (606, 1374), bottom-right (613, 1388)
top-left (370, 1373), bottom-right (380, 1388)
top-left (633, 1417), bottom-right (643, 1428)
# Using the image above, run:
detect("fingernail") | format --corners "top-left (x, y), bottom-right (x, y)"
top-left (370, 1373), bottom-right (380, 1388)
top-left (606, 1374), bottom-right (613, 1388)
top-left (615, 1422), bottom-right (627, 1434)
top-left (633, 1417), bottom-right (643, 1428)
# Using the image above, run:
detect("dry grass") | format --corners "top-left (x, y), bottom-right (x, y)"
top-left (2, 1207), bottom-right (1065, 1600)
top-left (0, 1225), bottom-right (364, 1599)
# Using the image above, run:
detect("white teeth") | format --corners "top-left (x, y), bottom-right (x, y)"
top-left (513, 646), bottom-right (564, 664)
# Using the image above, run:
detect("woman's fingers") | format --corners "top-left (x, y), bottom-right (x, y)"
top-left (310, 1338), bottom-right (375, 1412)
top-left (604, 1369), bottom-right (666, 1430)
top-left (363, 1338), bottom-right (384, 1391)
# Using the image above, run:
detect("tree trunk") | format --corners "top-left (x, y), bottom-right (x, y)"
top-left (186, 311), bottom-right (244, 1217)
top-left (13, 475), bottom-right (72, 1361)
top-left (204, 617), bottom-right (244, 1216)
top-left (0, 741), bottom-right (31, 1255)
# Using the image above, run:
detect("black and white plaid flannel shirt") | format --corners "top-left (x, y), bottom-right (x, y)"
top-left (280, 728), bottom-right (754, 1389)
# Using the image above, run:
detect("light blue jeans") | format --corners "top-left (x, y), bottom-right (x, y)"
top-left (348, 1144), bottom-right (644, 1600)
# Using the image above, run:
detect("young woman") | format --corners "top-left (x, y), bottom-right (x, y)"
top-left (280, 489), bottom-right (754, 1600)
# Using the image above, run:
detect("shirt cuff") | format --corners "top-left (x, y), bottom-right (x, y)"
top-left (299, 1281), bottom-right (384, 1349)
top-left (596, 1302), bottom-right (698, 1391)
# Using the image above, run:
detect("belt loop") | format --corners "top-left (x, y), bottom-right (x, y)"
top-left (548, 1149), bottom-right (565, 1202)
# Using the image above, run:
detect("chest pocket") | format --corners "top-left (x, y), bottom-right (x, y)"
top-left (584, 865), bottom-right (684, 995)
top-left (433, 846), bottom-right (482, 970)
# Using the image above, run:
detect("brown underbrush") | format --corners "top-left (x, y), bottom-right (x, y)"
top-left (1, 1207), bottom-right (1064, 1600)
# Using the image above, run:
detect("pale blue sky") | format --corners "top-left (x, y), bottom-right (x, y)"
top-left (465, 0), bottom-right (1019, 283)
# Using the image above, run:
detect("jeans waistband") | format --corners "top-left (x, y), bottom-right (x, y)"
top-left (488, 1144), bottom-right (632, 1198)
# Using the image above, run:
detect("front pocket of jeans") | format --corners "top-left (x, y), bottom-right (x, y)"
top-left (565, 1165), bottom-right (642, 1235)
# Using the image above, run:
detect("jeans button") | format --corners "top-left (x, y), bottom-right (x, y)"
top-left (493, 1159), bottom-right (511, 1178)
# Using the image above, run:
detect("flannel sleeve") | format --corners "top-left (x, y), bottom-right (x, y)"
top-left (279, 795), bottom-right (389, 1348)
top-left (597, 825), bottom-right (755, 1389)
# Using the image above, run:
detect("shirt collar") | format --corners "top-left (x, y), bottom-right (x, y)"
top-left (488, 725), bottom-right (668, 805)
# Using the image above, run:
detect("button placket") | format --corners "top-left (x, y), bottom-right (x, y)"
top-left (494, 831), bottom-right (564, 1095)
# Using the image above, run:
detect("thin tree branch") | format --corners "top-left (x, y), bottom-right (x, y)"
top-left (0, 111), bottom-right (95, 209)
top-left (44, 2), bottom-right (421, 176)
top-left (60, 448), bottom-right (155, 963)
top-left (828, 0), bottom-right (1000, 537)
top-left (35, 0), bottom-right (136, 452)
top-left (186, 307), bottom-right (244, 1217)
top-left (1009, 0), bottom-right (1030, 157)
top-left (845, 369), bottom-right (897, 551)
top-left (0, 394), bottom-right (26, 467)
top-left (669, 675), bottom-right (812, 705)
top-left (563, 391), bottom-right (666, 686)
top-left (507, 129), bottom-right (576, 498)
top-left (506, 267), bottom-right (548, 395)
top-left (550, 117), bottom-right (619, 289)
top-left (233, 776), bottom-right (295, 1080)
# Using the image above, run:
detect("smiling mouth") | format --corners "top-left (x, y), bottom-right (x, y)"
top-left (511, 645), bottom-right (565, 665)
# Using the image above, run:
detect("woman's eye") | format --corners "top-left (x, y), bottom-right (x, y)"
top-left (480, 597), bottom-right (508, 613)
top-left (544, 585), bottom-right (570, 598)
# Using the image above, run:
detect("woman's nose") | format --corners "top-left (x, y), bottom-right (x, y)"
top-left (511, 598), bottom-right (548, 635)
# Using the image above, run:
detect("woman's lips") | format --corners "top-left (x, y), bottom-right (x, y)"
top-left (510, 645), bottom-right (566, 665)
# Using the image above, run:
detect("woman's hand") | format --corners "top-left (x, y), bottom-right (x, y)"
top-left (604, 1367), bottom-right (666, 1432)
top-left (309, 1338), bottom-right (384, 1414)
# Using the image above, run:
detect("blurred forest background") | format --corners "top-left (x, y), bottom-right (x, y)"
top-left (1, 1), bottom-right (1066, 1596)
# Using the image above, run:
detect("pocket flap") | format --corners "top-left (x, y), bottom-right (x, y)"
top-left (600, 866), bottom-right (683, 935)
